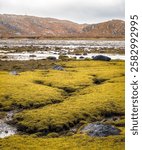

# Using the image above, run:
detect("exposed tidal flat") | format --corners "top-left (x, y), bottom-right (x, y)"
top-left (0, 39), bottom-right (125, 61)
top-left (0, 39), bottom-right (125, 49)
top-left (0, 59), bottom-right (125, 149)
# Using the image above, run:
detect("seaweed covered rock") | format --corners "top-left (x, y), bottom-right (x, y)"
top-left (92, 55), bottom-right (111, 61)
top-left (59, 55), bottom-right (69, 61)
top-left (80, 123), bottom-right (120, 137)
top-left (47, 56), bottom-right (57, 61)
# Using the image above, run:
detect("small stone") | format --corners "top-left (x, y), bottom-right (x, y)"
top-left (5, 130), bottom-right (8, 133)
top-left (52, 65), bottom-right (64, 71)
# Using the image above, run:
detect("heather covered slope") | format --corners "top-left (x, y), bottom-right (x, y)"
top-left (0, 14), bottom-right (125, 38)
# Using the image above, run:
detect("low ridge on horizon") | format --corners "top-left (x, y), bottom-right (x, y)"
top-left (0, 14), bottom-right (125, 38)
top-left (0, 13), bottom-right (125, 24)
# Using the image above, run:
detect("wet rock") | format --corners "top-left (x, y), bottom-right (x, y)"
top-left (29, 54), bottom-right (36, 57)
top-left (79, 56), bottom-right (85, 59)
top-left (80, 123), bottom-right (120, 137)
top-left (5, 130), bottom-right (8, 133)
top-left (47, 56), bottom-right (57, 61)
top-left (1, 56), bottom-right (9, 59)
top-left (92, 55), bottom-right (111, 61)
top-left (52, 65), bottom-right (64, 71)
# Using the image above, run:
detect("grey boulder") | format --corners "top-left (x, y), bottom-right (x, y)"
top-left (92, 55), bottom-right (111, 61)
top-left (80, 123), bottom-right (120, 137)
top-left (47, 56), bottom-right (57, 60)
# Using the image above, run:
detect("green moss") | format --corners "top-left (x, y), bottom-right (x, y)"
top-left (0, 111), bottom-right (6, 119)
top-left (10, 61), bottom-right (125, 134)
top-left (0, 60), bottom-right (125, 149)
top-left (0, 71), bottom-right (63, 110)
top-left (47, 132), bottom-right (59, 138)
top-left (0, 134), bottom-right (124, 150)
top-left (104, 118), bottom-right (125, 127)
top-left (59, 55), bottom-right (70, 61)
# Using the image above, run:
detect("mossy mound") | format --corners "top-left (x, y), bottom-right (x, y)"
top-left (0, 60), bottom-right (125, 149)
top-left (0, 71), bottom-right (63, 110)
top-left (0, 134), bottom-right (125, 150)
top-left (6, 60), bottom-right (124, 134)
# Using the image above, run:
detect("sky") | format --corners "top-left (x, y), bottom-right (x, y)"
top-left (0, 0), bottom-right (125, 24)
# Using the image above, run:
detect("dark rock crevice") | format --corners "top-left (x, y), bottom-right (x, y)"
top-left (93, 78), bottom-right (108, 85)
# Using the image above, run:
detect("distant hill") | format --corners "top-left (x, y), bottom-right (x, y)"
top-left (0, 14), bottom-right (125, 38)
top-left (82, 20), bottom-right (125, 38)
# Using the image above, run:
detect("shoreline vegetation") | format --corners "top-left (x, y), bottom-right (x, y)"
top-left (0, 47), bottom-right (125, 55)
top-left (0, 59), bottom-right (125, 149)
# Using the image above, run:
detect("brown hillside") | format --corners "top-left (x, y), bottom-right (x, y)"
top-left (0, 14), bottom-right (125, 38)
top-left (82, 20), bottom-right (125, 38)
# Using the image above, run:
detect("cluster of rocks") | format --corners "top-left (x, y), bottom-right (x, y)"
top-left (46, 55), bottom-right (111, 61)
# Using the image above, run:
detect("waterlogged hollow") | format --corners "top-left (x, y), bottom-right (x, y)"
top-left (0, 111), bottom-right (17, 138)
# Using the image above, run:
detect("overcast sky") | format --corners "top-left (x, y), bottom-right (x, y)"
top-left (0, 0), bottom-right (125, 24)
